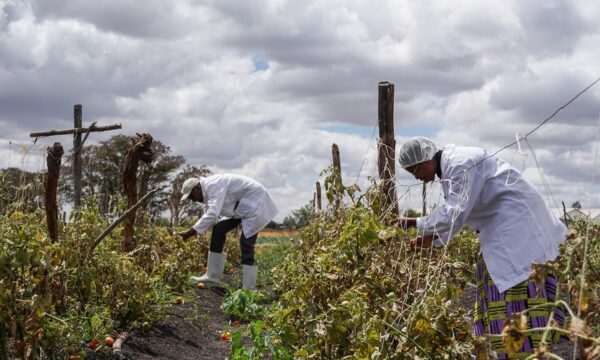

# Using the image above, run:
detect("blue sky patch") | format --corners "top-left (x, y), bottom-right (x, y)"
top-left (318, 123), bottom-right (439, 139)
top-left (252, 57), bottom-right (269, 71)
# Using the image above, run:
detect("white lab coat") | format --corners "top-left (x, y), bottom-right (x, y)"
top-left (416, 145), bottom-right (567, 293)
top-left (191, 174), bottom-right (279, 238)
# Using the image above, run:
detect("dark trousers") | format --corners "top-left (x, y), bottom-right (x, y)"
top-left (210, 218), bottom-right (257, 265)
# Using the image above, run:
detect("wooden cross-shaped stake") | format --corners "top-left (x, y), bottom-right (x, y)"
top-left (30, 104), bottom-right (122, 209)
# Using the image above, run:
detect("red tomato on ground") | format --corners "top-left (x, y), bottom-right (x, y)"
top-left (220, 331), bottom-right (231, 341)
top-left (105, 336), bottom-right (115, 346)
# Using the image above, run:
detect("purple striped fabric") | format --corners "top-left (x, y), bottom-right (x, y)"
top-left (472, 257), bottom-right (567, 359)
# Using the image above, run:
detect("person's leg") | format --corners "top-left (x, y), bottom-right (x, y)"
top-left (210, 218), bottom-right (242, 253)
top-left (239, 231), bottom-right (258, 265)
top-left (190, 218), bottom-right (241, 285)
top-left (240, 231), bottom-right (259, 290)
top-left (539, 269), bottom-right (570, 344)
top-left (472, 255), bottom-right (528, 360)
top-left (473, 256), bottom-right (488, 337)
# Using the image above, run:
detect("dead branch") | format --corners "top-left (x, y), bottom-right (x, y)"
top-left (89, 188), bottom-right (159, 255)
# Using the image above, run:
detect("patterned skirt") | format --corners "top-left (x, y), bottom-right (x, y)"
top-left (472, 256), bottom-right (567, 359)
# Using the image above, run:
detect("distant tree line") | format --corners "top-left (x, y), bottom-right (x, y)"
top-left (0, 134), bottom-right (211, 226)
top-left (277, 202), bottom-right (315, 230)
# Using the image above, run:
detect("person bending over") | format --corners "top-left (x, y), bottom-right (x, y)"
top-left (178, 173), bottom-right (278, 290)
top-left (394, 137), bottom-right (567, 358)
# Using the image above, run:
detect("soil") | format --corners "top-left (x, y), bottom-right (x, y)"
top-left (86, 283), bottom-right (233, 360)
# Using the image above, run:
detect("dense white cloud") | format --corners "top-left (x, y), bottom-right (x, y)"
top-left (0, 0), bottom-right (599, 219)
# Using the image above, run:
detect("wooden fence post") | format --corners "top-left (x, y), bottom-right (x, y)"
top-left (332, 143), bottom-right (342, 209)
top-left (73, 105), bottom-right (82, 209)
top-left (377, 81), bottom-right (399, 218)
top-left (45, 143), bottom-right (64, 242)
top-left (316, 181), bottom-right (322, 211)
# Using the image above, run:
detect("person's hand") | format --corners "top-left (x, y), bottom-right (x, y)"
top-left (410, 234), bottom-right (434, 249)
top-left (176, 228), bottom-right (197, 240)
top-left (390, 217), bottom-right (416, 230)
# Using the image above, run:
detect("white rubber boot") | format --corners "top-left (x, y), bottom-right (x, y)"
top-left (242, 264), bottom-right (258, 290)
top-left (190, 251), bottom-right (227, 285)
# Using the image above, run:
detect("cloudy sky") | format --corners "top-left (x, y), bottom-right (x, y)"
top-left (1, 0), bottom-right (599, 219)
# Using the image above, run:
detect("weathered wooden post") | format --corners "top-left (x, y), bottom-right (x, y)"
top-left (122, 133), bottom-right (153, 252)
top-left (73, 105), bottom-right (83, 209)
top-left (315, 181), bottom-right (322, 211)
top-left (377, 81), bottom-right (399, 218)
top-left (45, 143), bottom-right (64, 242)
top-left (332, 143), bottom-right (342, 209)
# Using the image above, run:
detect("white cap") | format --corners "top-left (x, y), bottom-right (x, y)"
top-left (398, 137), bottom-right (437, 168)
top-left (180, 178), bottom-right (201, 201)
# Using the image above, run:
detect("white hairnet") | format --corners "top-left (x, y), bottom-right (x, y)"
top-left (398, 137), bottom-right (437, 168)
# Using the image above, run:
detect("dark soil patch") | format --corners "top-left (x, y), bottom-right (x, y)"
top-left (87, 284), bottom-right (232, 360)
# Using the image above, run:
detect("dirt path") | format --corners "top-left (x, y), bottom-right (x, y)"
top-left (88, 285), bottom-right (232, 360)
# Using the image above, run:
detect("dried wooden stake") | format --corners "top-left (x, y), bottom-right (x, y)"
top-left (45, 142), bottom-right (64, 242)
top-left (122, 133), bottom-right (153, 251)
top-left (316, 181), bottom-right (322, 211)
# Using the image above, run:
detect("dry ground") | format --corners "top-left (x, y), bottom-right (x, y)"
top-left (87, 284), bottom-right (232, 360)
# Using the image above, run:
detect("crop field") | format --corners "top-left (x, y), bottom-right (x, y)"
top-left (2, 1), bottom-right (600, 359)
top-left (2, 171), bottom-right (599, 360)
top-left (1, 129), bottom-right (599, 360)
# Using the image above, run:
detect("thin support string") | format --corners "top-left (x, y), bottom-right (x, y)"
top-left (389, 182), bottom-right (458, 321)
top-left (504, 133), bottom-right (529, 187)
top-left (396, 76), bottom-right (600, 191)
top-left (462, 76), bottom-right (600, 175)
top-left (393, 175), bottom-right (462, 316)
top-left (524, 139), bottom-right (561, 211)
top-left (354, 118), bottom-right (379, 185)
top-left (417, 174), bottom-right (469, 297)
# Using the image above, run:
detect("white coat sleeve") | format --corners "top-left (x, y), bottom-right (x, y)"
top-left (416, 163), bottom-right (486, 244)
top-left (192, 184), bottom-right (228, 234)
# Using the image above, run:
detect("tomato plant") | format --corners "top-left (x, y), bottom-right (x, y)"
top-left (0, 200), bottom-right (242, 357)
